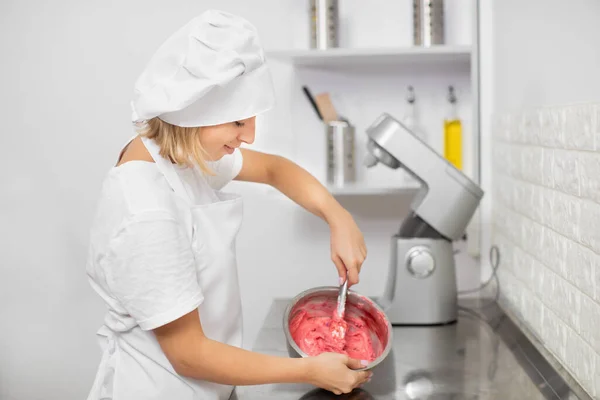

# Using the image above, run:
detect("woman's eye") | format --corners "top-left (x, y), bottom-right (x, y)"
top-left (234, 121), bottom-right (245, 127)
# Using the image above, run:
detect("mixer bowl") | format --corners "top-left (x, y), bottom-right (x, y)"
top-left (283, 286), bottom-right (393, 371)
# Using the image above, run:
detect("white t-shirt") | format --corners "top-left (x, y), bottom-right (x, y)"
top-left (86, 149), bottom-right (243, 333)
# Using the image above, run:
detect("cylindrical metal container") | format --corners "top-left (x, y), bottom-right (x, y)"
top-left (326, 120), bottom-right (355, 187)
top-left (413, 0), bottom-right (445, 46)
top-left (310, 0), bottom-right (338, 49)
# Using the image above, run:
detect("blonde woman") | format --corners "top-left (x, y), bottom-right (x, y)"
top-left (86, 9), bottom-right (370, 400)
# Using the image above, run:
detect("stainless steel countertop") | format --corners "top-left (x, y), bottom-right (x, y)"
top-left (234, 298), bottom-right (587, 400)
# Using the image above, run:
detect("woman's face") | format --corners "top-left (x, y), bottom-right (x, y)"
top-left (199, 116), bottom-right (256, 161)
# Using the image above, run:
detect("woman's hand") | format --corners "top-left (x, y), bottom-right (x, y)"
top-left (329, 209), bottom-right (367, 286)
top-left (305, 353), bottom-right (372, 395)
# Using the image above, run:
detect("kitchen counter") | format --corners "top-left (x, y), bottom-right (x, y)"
top-left (234, 298), bottom-right (588, 400)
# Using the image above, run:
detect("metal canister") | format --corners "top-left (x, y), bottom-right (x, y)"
top-left (413, 0), bottom-right (445, 46)
top-left (310, 0), bottom-right (338, 49)
top-left (326, 120), bottom-right (355, 186)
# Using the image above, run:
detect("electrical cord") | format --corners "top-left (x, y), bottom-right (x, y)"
top-left (457, 245), bottom-right (501, 306)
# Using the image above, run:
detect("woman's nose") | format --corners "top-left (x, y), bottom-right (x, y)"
top-left (239, 127), bottom-right (255, 144)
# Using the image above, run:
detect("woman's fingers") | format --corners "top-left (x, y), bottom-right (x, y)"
top-left (345, 261), bottom-right (360, 286)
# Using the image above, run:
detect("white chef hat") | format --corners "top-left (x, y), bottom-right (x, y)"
top-left (131, 10), bottom-right (275, 127)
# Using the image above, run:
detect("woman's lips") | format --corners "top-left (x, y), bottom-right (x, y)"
top-left (224, 145), bottom-right (235, 154)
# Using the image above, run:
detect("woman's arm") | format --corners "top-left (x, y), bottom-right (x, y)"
top-left (154, 310), bottom-right (371, 394)
top-left (235, 149), bottom-right (367, 285)
top-left (155, 310), bottom-right (306, 385)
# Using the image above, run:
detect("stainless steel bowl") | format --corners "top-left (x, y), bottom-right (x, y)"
top-left (283, 286), bottom-right (393, 371)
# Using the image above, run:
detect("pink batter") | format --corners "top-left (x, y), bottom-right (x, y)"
top-left (289, 298), bottom-right (386, 362)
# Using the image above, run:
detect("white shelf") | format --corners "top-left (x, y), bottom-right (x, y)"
top-left (267, 46), bottom-right (471, 69)
top-left (327, 182), bottom-right (420, 196)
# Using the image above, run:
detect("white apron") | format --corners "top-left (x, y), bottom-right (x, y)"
top-left (87, 137), bottom-right (244, 400)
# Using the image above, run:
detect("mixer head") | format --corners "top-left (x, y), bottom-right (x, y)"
top-left (364, 139), bottom-right (401, 169)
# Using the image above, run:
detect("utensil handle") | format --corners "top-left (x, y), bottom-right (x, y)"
top-left (336, 279), bottom-right (348, 317)
top-left (302, 86), bottom-right (323, 121)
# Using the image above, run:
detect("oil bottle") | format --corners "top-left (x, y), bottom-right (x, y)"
top-left (402, 86), bottom-right (427, 144)
top-left (444, 86), bottom-right (462, 170)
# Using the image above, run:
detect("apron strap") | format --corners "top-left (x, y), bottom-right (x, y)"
top-left (141, 136), bottom-right (191, 204)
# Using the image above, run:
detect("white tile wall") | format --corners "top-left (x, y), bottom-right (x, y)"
top-left (491, 103), bottom-right (600, 398)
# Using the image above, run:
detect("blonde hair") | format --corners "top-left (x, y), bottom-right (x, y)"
top-left (136, 117), bottom-right (213, 175)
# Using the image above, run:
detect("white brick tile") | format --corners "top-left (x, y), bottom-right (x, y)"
top-left (519, 110), bottom-right (541, 145)
top-left (579, 200), bottom-right (600, 255)
top-left (553, 150), bottom-right (580, 197)
top-left (565, 240), bottom-right (596, 300)
top-left (542, 148), bottom-right (554, 189)
top-left (513, 243), bottom-right (546, 299)
top-left (563, 104), bottom-right (596, 151)
top-left (520, 289), bottom-right (544, 334)
top-left (530, 186), bottom-right (544, 225)
top-left (511, 180), bottom-right (528, 215)
top-left (594, 104), bottom-right (600, 151)
top-left (511, 245), bottom-right (532, 284)
top-left (540, 306), bottom-right (568, 361)
top-left (521, 219), bottom-right (544, 258)
top-left (497, 269), bottom-right (521, 313)
top-left (530, 257), bottom-right (547, 298)
top-left (493, 173), bottom-right (513, 208)
top-left (592, 252), bottom-right (600, 304)
top-left (578, 152), bottom-right (600, 205)
top-left (501, 207), bottom-right (523, 244)
top-left (510, 112), bottom-right (526, 144)
top-left (539, 108), bottom-right (564, 148)
top-left (520, 147), bottom-right (544, 185)
top-left (509, 179), bottom-right (522, 213)
top-left (595, 351), bottom-right (600, 399)
top-left (512, 180), bottom-right (540, 220)
top-left (542, 270), bottom-right (581, 332)
top-left (552, 192), bottom-right (581, 242)
top-left (553, 107), bottom-right (568, 148)
top-left (541, 270), bottom-right (558, 310)
top-left (540, 187), bottom-right (555, 227)
top-left (492, 143), bottom-right (510, 175)
top-left (507, 145), bottom-right (522, 179)
top-left (565, 327), bottom-right (597, 395)
top-left (492, 205), bottom-right (511, 238)
top-left (501, 114), bottom-right (514, 142)
top-left (540, 228), bottom-right (567, 278)
top-left (553, 276), bottom-right (582, 332)
top-left (579, 294), bottom-right (600, 354)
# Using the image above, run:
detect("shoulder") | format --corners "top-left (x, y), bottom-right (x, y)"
top-left (103, 162), bottom-right (181, 216)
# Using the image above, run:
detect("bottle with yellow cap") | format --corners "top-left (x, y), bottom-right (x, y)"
top-left (443, 86), bottom-right (462, 170)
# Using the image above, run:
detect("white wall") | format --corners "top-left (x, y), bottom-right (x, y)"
top-left (0, 1), bottom-right (477, 399)
top-left (488, 0), bottom-right (600, 397)
top-left (492, 0), bottom-right (600, 111)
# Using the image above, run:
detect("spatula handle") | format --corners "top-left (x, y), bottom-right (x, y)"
top-left (336, 278), bottom-right (348, 318)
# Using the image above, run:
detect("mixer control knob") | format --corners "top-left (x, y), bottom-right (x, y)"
top-left (406, 246), bottom-right (435, 278)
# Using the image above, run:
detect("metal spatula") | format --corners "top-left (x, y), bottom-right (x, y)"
top-left (336, 278), bottom-right (348, 319)
top-left (331, 279), bottom-right (349, 339)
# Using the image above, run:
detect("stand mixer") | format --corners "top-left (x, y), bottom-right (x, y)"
top-left (364, 113), bottom-right (484, 325)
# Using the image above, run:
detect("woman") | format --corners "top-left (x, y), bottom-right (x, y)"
top-left (86, 9), bottom-right (370, 400)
